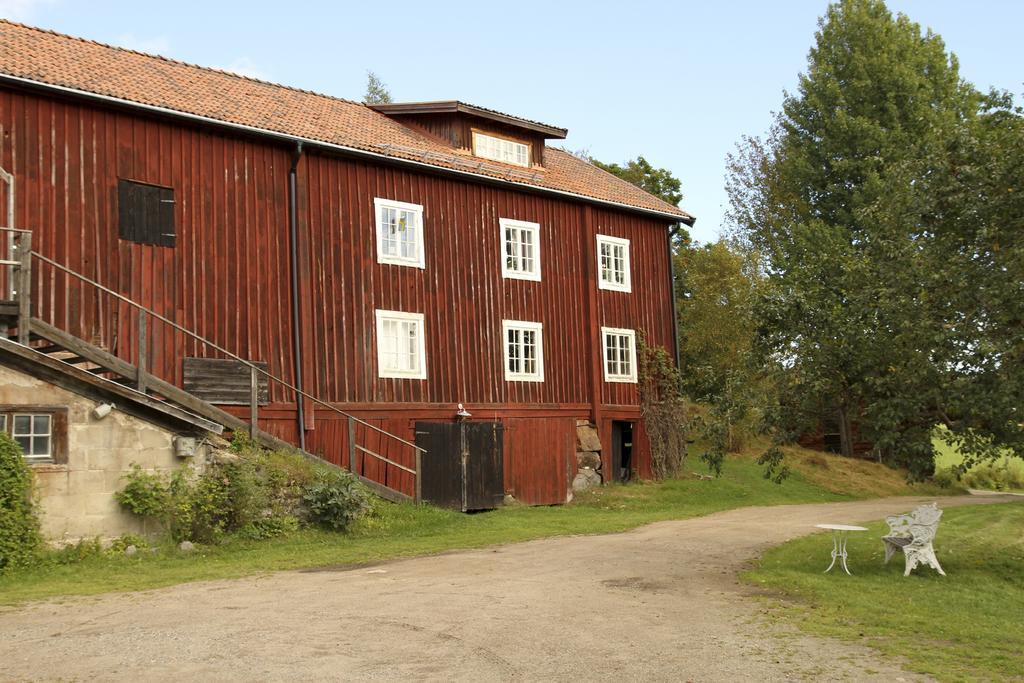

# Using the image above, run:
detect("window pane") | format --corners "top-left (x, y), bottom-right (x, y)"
top-left (15, 435), bottom-right (30, 452)
top-left (13, 415), bottom-right (30, 434)
top-left (31, 436), bottom-right (50, 456)
top-left (33, 415), bottom-right (51, 434)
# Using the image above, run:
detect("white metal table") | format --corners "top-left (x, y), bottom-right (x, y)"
top-left (815, 524), bottom-right (868, 575)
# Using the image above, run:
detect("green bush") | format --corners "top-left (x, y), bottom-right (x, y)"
top-left (0, 432), bottom-right (42, 573)
top-left (50, 537), bottom-right (104, 565)
top-left (303, 469), bottom-right (371, 532)
top-left (932, 462), bottom-right (1024, 492)
top-left (115, 442), bottom-right (369, 543)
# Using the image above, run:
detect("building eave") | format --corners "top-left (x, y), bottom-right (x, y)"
top-left (0, 73), bottom-right (692, 223)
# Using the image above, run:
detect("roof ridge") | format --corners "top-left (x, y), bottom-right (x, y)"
top-left (0, 18), bottom-right (369, 109)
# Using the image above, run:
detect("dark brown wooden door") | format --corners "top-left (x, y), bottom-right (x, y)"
top-left (415, 421), bottom-right (504, 511)
top-left (464, 421), bottom-right (504, 510)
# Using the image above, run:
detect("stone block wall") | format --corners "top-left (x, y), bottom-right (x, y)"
top-left (0, 364), bottom-right (202, 542)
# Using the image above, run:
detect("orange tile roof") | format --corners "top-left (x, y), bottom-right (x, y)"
top-left (0, 20), bottom-right (693, 222)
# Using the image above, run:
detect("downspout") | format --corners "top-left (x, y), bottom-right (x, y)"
top-left (667, 223), bottom-right (684, 371)
top-left (288, 142), bottom-right (307, 452)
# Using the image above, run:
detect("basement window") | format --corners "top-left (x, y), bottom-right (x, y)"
top-left (597, 235), bottom-right (631, 292)
top-left (375, 310), bottom-right (427, 379)
top-left (503, 320), bottom-right (544, 382)
top-left (601, 327), bottom-right (637, 383)
top-left (500, 218), bottom-right (541, 281)
top-left (0, 408), bottom-right (68, 464)
top-left (374, 198), bottom-right (425, 268)
top-left (472, 132), bottom-right (530, 167)
top-left (118, 179), bottom-right (176, 247)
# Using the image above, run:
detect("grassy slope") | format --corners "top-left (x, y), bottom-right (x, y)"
top-left (745, 504), bottom-right (1024, 682)
top-left (0, 443), bottom-right (950, 606)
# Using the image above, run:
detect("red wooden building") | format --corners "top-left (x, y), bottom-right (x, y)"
top-left (0, 20), bottom-right (694, 507)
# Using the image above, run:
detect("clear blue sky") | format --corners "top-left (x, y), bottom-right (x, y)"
top-left (2, 0), bottom-right (1021, 242)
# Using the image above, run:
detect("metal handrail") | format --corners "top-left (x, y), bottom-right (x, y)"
top-left (30, 250), bottom-right (426, 454)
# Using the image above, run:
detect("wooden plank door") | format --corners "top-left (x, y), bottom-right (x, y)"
top-left (416, 421), bottom-right (463, 510)
top-left (415, 421), bottom-right (504, 511)
top-left (464, 421), bottom-right (504, 510)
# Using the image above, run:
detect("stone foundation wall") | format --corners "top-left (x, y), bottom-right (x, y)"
top-left (0, 364), bottom-right (205, 542)
top-left (573, 420), bottom-right (602, 492)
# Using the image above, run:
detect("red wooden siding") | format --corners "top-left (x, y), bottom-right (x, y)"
top-left (503, 417), bottom-right (575, 505)
top-left (297, 151), bottom-right (675, 407)
top-left (0, 88), bottom-right (298, 403)
top-left (1, 84), bottom-right (678, 502)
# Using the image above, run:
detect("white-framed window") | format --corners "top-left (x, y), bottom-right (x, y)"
top-left (472, 131), bottom-right (531, 167)
top-left (601, 327), bottom-right (637, 383)
top-left (374, 198), bottom-right (425, 268)
top-left (597, 235), bottom-right (631, 292)
top-left (502, 320), bottom-right (544, 382)
top-left (12, 413), bottom-right (52, 461)
top-left (375, 310), bottom-right (427, 379)
top-left (499, 218), bottom-right (541, 281)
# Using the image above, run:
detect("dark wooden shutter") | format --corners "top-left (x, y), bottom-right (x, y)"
top-left (118, 179), bottom-right (176, 247)
top-left (183, 358), bottom-right (269, 405)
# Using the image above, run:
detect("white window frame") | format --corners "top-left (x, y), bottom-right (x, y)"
top-left (375, 310), bottom-right (427, 379)
top-left (502, 320), bottom-right (545, 382)
top-left (472, 131), bottom-right (531, 167)
top-left (11, 413), bottom-right (53, 461)
top-left (373, 198), bottom-right (425, 269)
top-left (601, 327), bottom-right (638, 383)
top-left (499, 218), bottom-right (542, 281)
top-left (596, 235), bottom-right (632, 292)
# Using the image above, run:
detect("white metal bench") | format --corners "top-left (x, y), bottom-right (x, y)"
top-left (882, 503), bottom-right (946, 576)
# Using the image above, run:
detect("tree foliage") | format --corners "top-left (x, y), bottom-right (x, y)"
top-left (591, 156), bottom-right (683, 208)
top-left (0, 432), bottom-right (41, 573)
top-left (726, 0), bottom-right (1022, 478)
top-left (363, 71), bottom-right (393, 104)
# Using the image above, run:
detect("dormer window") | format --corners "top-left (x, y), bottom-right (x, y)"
top-left (472, 131), bottom-right (530, 167)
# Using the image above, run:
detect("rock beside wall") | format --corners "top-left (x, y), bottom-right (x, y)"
top-left (573, 420), bottom-right (603, 492)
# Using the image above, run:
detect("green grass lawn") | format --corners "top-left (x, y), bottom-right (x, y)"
top-left (933, 433), bottom-right (1024, 492)
top-left (744, 503), bottom-right (1024, 682)
top-left (0, 445), bottom-right (950, 606)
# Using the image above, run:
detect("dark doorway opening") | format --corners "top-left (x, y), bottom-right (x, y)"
top-left (611, 421), bottom-right (634, 482)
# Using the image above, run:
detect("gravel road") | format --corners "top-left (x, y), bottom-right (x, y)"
top-left (1, 494), bottom-right (1019, 682)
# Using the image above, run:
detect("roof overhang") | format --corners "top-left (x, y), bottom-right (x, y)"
top-left (0, 73), bottom-right (692, 224)
top-left (369, 100), bottom-right (568, 139)
top-left (0, 337), bottom-right (224, 435)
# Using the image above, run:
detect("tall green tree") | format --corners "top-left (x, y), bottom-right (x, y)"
top-left (726, 0), bottom-right (1021, 478)
top-left (591, 156), bottom-right (683, 208)
top-left (363, 71), bottom-right (392, 104)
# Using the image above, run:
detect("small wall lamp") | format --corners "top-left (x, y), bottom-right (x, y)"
top-left (92, 402), bottom-right (115, 420)
top-left (456, 403), bottom-right (472, 420)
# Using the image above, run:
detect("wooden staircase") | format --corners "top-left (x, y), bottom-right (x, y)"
top-left (0, 239), bottom-right (425, 504)
top-left (1, 313), bottom-right (296, 453)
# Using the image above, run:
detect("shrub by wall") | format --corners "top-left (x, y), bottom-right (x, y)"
top-left (0, 432), bottom-right (42, 573)
top-left (116, 439), bottom-right (371, 543)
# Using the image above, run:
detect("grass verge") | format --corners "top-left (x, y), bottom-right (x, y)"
top-left (744, 503), bottom-right (1024, 682)
top-left (0, 443), bottom-right (952, 606)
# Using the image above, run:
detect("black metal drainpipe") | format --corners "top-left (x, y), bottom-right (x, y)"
top-left (289, 142), bottom-right (307, 452)
top-left (667, 223), bottom-right (683, 372)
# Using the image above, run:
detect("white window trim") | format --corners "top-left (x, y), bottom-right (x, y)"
top-left (596, 234), bottom-right (632, 293)
top-left (502, 320), bottom-right (545, 382)
top-left (601, 326), bottom-right (638, 383)
top-left (499, 218), bottom-right (542, 282)
top-left (375, 310), bottom-right (427, 380)
top-left (373, 197), bottom-right (426, 269)
top-left (472, 131), bottom-right (531, 167)
top-left (11, 412), bottom-right (53, 460)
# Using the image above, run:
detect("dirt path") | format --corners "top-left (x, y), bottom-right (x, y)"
top-left (2, 494), bottom-right (1020, 682)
